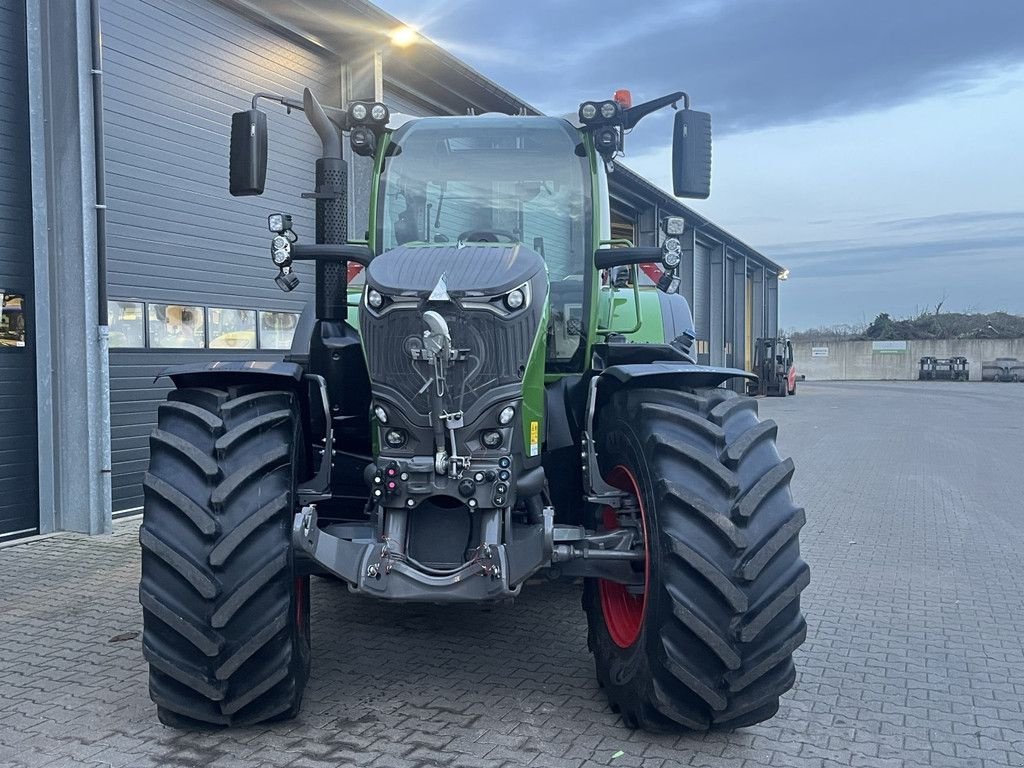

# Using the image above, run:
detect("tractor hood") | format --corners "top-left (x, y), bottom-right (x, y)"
top-left (364, 243), bottom-right (544, 297)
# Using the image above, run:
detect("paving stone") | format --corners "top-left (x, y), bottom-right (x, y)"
top-left (2, 382), bottom-right (1024, 767)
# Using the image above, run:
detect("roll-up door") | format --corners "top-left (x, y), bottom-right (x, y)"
top-left (0, 0), bottom-right (39, 540)
top-left (693, 241), bottom-right (712, 363)
top-left (101, 0), bottom-right (338, 511)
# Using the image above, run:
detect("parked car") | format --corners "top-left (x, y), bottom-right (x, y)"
top-left (982, 357), bottom-right (1022, 382)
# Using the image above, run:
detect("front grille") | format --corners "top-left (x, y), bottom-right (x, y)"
top-left (363, 305), bottom-right (537, 415)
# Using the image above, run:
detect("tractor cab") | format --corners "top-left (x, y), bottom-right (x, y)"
top-left (372, 115), bottom-right (594, 371)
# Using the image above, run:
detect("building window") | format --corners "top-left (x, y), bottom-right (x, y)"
top-left (208, 308), bottom-right (256, 349)
top-left (108, 301), bottom-right (146, 348)
top-left (258, 311), bottom-right (300, 350)
top-left (0, 293), bottom-right (27, 348)
top-left (148, 304), bottom-right (205, 349)
top-left (696, 339), bottom-right (710, 355)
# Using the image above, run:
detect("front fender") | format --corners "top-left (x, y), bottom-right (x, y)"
top-left (598, 362), bottom-right (755, 391)
top-left (157, 360), bottom-right (305, 390)
top-left (579, 363), bottom-right (752, 502)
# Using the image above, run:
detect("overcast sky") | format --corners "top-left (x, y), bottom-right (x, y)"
top-left (375, 0), bottom-right (1024, 329)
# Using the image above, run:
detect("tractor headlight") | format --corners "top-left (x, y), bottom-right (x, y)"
top-left (498, 406), bottom-right (516, 425)
top-left (271, 236), bottom-right (291, 266)
top-left (600, 100), bottom-right (618, 119)
top-left (350, 102), bottom-right (368, 121)
top-left (504, 288), bottom-right (525, 310)
top-left (580, 102), bottom-right (598, 121)
top-left (267, 213), bottom-right (292, 234)
top-left (664, 216), bottom-right (685, 235)
top-left (384, 428), bottom-right (407, 448)
top-left (367, 288), bottom-right (384, 309)
top-left (481, 430), bottom-right (503, 449)
top-left (370, 103), bottom-right (389, 122)
top-left (373, 404), bottom-right (389, 424)
top-left (662, 237), bottom-right (682, 269)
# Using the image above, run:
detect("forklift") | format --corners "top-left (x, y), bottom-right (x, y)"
top-left (748, 337), bottom-right (797, 397)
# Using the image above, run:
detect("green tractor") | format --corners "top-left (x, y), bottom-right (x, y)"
top-left (139, 86), bottom-right (808, 731)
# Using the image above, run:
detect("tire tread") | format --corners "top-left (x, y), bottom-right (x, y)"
top-left (139, 386), bottom-right (307, 728)
top-left (584, 385), bottom-right (808, 732)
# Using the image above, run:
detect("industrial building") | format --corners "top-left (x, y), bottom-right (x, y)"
top-left (0, 0), bottom-right (785, 540)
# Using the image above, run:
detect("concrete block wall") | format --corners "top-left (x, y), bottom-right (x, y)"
top-left (794, 339), bottom-right (1024, 381)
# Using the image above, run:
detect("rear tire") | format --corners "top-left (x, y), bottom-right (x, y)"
top-left (583, 386), bottom-right (808, 731)
top-left (139, 386), bottom-right (310, 728)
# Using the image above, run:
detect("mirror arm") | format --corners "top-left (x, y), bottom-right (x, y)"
top-left (594, 247), bottom-right (664, 270)
top-left (251, 92), bottom-right (304, 112)
top-left (623, 91), bottom-right (688, 130)
top-left (291, 243), bottom-right (373, 268)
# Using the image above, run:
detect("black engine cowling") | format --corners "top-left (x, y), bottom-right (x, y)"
top-left (361, 243), bottom-right (547, 427)
top-left (358, 242), bottom-right (548, 515)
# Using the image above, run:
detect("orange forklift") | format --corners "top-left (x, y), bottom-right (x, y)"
top-left (748, 337), bottom-right (797, 397)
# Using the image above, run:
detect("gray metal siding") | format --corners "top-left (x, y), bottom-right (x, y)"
top-left (384, 85), bottom-right (436, 119)
top-left (101, 0), bottom-right (339, 510)
top-left (0, 0), bottom-right (39, 539)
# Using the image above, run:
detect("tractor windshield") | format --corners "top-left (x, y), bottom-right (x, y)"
top-left (377, 116), bottom-right (592, 365)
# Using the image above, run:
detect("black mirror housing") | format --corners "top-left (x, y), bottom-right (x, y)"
top-left (229, 109), bottom-right (268, 196)
top-left (672, 108), bottom-right (712, 199)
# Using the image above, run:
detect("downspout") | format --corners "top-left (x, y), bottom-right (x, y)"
top-left (89, 0), bottom-right (107, 324)
top-left (90, 0), bottom-right (113, 527)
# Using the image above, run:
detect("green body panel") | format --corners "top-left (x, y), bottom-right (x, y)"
top-left (521, 299), bottom-right (548, 456)
top-left (367, 134), bottom-right (388, 255)
top-left (597, 286), bottom-right (667, 342)
top-left (581, 133), bottom-right (605, 373)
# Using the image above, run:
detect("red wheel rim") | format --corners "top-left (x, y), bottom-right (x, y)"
top-left (598, 465), bottom-right (649, 649)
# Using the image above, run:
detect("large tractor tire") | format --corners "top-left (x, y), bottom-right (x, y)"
top-left (139, 387), bottom-right (310, 728)
top-left (583, 386), bottom-right (808, 731)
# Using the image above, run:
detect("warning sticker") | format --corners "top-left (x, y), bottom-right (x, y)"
top-left (529, 420), bottom-right (540, 457)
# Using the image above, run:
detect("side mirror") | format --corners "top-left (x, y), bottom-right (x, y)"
top-left (229, 109), bottom-right (268, 196)
top-left (672, 108), bottom-right (712, 199)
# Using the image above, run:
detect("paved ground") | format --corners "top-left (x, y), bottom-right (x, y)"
top-left (2, 381), bottom-right (1024, 768)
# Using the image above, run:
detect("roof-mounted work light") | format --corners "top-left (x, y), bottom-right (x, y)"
top-left (579, 99), bottom-right (621, 125)
top-left (348, 101), bottom-right (389, 156)
top-left (348, 101), bottom-right (389, 126)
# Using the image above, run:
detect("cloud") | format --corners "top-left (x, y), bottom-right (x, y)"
top-left (373, 0), bottom-right (1024, 329)
top-left (876, 211), bottom-right (1024, 231)
top-left (772, 232), bottom-right (1024, 277)
top-left (378, 0), bottom-right (1024, 134)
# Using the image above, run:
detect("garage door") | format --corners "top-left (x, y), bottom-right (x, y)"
top-left (100, 0), bottom-right (338, 511)
top-left (0, 0), bottom-right (40, 541)
top-left (694, 241), bottom-right (712, 364)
